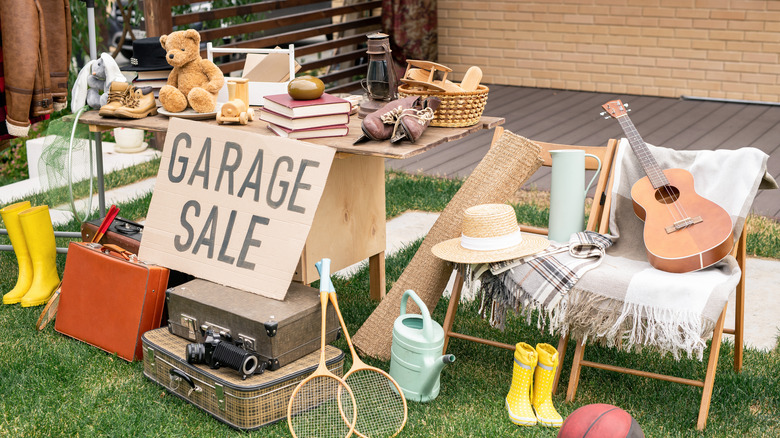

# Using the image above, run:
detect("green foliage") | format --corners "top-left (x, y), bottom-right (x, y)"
top-left (0, 141), bottom-right (29, 185)
top-left (69, 0), bottom-right (110, 66)
top-left (0, 117), bottom-right (54, 185)
top-left (1, 169), bottom-right (779, 437)
top-left (385, 170), bottom-right (463, 218)
top-left (172, 0), bottom-right (262, 44)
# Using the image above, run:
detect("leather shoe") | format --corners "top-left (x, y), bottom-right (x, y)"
top-left (391, 97), bottom-right (441, 143)
top-left (354, 96), bottom-right (420, 144)
top-left (98, 82), bottom-right (133, 117)
top-left (114, 87), bottom-right (158, 119)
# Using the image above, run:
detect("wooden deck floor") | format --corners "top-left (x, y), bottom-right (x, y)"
top-left (386, 85), bottom-right (780, 219)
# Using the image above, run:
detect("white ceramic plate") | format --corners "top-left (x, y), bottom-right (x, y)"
top-left (157, 103), bottom-right (221, 120)
top-left (113, 142), bottom-right (149, 154)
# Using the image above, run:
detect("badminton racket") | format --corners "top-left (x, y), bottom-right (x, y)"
top-left (316, 259), bottom-right (408, 438)
top-left (288, 258), bottom-right (357, 438)
top-left (36, 205), bottom-right (120, 330)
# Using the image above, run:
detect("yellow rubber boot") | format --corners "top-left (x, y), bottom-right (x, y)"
top-left (505, 342), bottom-right (537, 426)
top-left (532, 343), bottom-right (563, 427)
top-left (18, 206), bottom-right (60, 307)
top-left (1, 201), bottom-right (33, 304)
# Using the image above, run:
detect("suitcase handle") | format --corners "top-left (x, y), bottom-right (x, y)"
top-left (169, 368), bottom-right (201, 396)
top-left (101, 244), bottom-right (136, 262)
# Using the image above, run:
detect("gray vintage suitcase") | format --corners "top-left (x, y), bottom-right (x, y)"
top-left (142, 327), bottom-right (345, 430)
top-left (167, 278), bottom-right (339, 371)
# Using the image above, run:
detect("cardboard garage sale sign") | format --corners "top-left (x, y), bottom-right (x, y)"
top-left (139, 118), bottom-right (335, 300)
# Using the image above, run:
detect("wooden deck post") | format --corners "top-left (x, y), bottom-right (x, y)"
top-left (143, 0), bottom-right (173, 37)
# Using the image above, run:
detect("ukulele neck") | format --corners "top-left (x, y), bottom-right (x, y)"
top-left (615, 115), bottom-right (669, 189)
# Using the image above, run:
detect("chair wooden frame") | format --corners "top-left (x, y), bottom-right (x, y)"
top-left (441, 131), bottom-right (620, 388)
top-left (441, 134), bottom-right (747, 430)
top-left (563, 164), bottom-right (748, 431)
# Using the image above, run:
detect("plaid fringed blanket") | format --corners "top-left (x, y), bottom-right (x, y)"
top-left (470, 231), bottom-right (613, 331)
top-left (468, 140), bottom-right (774, 360)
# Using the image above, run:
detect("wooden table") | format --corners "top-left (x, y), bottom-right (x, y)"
top-left (80, 110), bottom-right (504, 300)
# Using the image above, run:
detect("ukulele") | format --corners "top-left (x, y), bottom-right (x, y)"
top-left (602, 100), bottom-right (733, 273)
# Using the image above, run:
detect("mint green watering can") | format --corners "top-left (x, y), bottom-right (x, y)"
top-left (548, 149), bottom-right (602, 243)
top-left (389, 290), bottom-right (455, 402)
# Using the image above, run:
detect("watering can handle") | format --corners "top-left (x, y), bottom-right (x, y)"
top-left (400, 290), bottom-right (433, 341)
top-left (584, 153), bottom-right (602, 195)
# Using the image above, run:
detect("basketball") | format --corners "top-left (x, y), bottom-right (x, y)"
top-left (558, 404), bottom-right (644, 438)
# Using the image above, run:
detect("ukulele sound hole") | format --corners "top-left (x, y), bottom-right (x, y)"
top-left (654, 185), bottom-right (680, 203)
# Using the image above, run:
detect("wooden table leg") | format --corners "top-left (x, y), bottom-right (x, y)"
top-left (369, 251), bottom-right (386, 301)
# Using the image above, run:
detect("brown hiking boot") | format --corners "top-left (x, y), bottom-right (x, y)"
top-left (114, 86), bottom-right (158, 119)
top-left (98, 81), bottom-right (134, 117)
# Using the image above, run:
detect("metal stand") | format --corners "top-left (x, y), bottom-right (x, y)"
top-left (0, 0), bottom-right (104, 255)
top-left (85, 0), bottom-right (106, 218)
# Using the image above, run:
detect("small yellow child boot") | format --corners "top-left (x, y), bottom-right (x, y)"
top-left (532, 343), bottom-right (563, 427)
top-left (505, 342), bottom-right (537, 426)
top-left (1, 201), bottom-right (33, 304)
top-left (18, 205), bottom-right (60, 307)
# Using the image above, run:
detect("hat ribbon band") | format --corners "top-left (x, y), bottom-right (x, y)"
top-left (460, 230), bottom-right (523, 251)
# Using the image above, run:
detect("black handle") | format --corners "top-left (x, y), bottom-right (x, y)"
top-left (169, 369), bottom-right (195, 389)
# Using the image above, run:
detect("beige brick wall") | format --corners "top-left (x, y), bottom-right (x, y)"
top-left (439, 0), bottom-right (780, 102)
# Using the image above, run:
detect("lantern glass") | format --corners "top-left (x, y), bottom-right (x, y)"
top-left (366, 57), bottom-right (391, 100)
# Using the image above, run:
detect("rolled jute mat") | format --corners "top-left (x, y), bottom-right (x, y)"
top-left (352, 129), bottom-right (543, 359)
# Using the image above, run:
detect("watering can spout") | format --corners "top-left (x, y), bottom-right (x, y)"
top-left (420, 354), bottom-right (455, 396)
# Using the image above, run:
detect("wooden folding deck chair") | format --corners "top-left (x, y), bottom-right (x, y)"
top-left (441, 131), bottom-right (620, 391)
top-left (441, 134), bottom-right (749, 430)
top-left (562, 157), bottom-right (749, 431)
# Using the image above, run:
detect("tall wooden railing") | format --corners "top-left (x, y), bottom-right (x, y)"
top-left (142, 0), bottom-right (381, 92)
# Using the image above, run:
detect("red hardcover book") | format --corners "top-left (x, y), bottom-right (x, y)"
top-left (263, 93), bottom-right (352, 118)
top-left (259, 108), bottom-right (350, 130)
top-left (266, 122), bottom-right (349, 139)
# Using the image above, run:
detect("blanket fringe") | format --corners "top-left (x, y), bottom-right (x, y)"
top-left (467, 268), bottom-right (715, 360)
top-left (565, 289), bottom-right (715, 360)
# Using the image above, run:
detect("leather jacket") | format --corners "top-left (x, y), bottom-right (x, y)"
top-left (0, 0), bottom-right (71, 137)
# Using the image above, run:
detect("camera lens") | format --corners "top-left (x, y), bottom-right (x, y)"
top-left (212, 341), bottom-right (259, 378)
top-left (241, 355), bottom-right (259, 376)
top-left (185, 343), bottom-right (205, 364)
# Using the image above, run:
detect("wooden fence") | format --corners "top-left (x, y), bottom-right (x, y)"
top-left (142, 0), bottom-right (382, 92)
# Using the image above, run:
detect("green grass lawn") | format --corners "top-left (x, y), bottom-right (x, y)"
top-left (1, 168), bottom-right (779, 437)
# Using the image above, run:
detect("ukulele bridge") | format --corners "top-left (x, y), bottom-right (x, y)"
top-left (665, 216), bottom-right (703, 234)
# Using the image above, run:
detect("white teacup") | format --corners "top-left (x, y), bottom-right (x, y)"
top-left (113, 127), bottom-right (146, 153)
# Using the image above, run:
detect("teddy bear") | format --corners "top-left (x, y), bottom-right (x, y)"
top-left (158, 29), bottom-right (224, 113)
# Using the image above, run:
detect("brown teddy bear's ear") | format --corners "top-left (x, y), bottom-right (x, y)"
top-left (185, 29), bottom-right (201, 44)
top-left (159, 34), bottom-right (167, 47)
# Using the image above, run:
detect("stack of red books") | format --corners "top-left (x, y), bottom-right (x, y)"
top-left (260, 93), bottom-right (351, 139)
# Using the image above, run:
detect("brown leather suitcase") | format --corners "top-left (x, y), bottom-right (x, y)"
top-left (80, 216), bottom-right (143, 254)
top-left (167, 278), bottom-right (340, 371)
top-left (142, 327), bottom-right (345, 431)
top-left (55, 242), bottom-right (170, 361)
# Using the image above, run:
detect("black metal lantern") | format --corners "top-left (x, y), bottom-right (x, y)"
top-left (359, 32), bottom-right (399, 118)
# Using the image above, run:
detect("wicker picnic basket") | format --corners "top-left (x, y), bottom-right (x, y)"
top-left (397, 84), bottom-right (489, 128)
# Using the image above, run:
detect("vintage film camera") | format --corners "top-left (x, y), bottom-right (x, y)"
top-left (185, 329), bottom-right (264, 380)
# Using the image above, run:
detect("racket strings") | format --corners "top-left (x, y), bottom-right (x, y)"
top-left (289, 375), bottom-right (355, 438)
top-left (344, 369), bottom-right (406, 438)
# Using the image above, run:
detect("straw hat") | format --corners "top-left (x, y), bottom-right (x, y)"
top-left (431, 204), bottom-right (549, 263)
